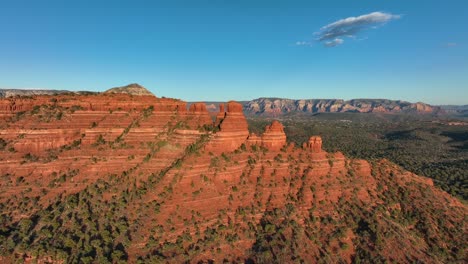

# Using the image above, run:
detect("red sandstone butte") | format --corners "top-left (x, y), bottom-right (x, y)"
top-left (205, 101), bottom-right (249, 153)
top-left (189, 103), bottom-right (208, 113)
top-left (206, 108), bottom-right (288, 153)
top-left (307, 136), bottom-right (323, 153)
top-left (187, 102), bottom-right (212, 128)
top-left (261, 120), bottom-right (287, 151)
top-left (215, 104), bottom-right (226, 126)
top-left (246, 133), bottom-right (261, 147)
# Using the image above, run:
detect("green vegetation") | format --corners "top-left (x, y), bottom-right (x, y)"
top-left (142, 105), bottom-right (154, 118)
top-left (0, 102), bottom-right (465, 263)
top-left (0, 138), bottom-right (7, 150)
top-left (22, 153), bottom-right (39, 163)
top-left (248, 113), bottom-right (468, 200)
top-left (94, 134), bottom-right (106, 146)
top-left (1, 154), bottom-right (464, 263)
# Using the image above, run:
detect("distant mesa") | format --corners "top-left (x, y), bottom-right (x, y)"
top-left (244, 97), bottom-right (444, 115)
top-left (0, 83), bottom-right (155, 98)
top-left (104, 83), bottom-right (155, 96)
top-left (0, 88), bottom-right (74, 98)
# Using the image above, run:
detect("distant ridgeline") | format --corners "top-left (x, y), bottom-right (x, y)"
top-left (441, 104), bottom-right (468, 116)
top-left (1, 88), bottom-right (446, 115)
top-left (0, 89), bottom-right (77, 98)
top-left (0, 83), bottom-right (153, 98)
top-left (243, 97), bottom-right (443, 115)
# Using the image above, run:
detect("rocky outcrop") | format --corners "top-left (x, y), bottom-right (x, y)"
top-left (352, 159), bottom-right (372, 176)
top-left (189, 103), bottom-right (208, 113)
top-left (205, 101), bottom-right (249, 153)
top-left (187, 102), bottom-right (213, 129)
top-left (306, 136), bottom-right (323, 153)
top-left (246, 133), bottom-right (261, 146)
top-left (215, 104), bottom-right (226, 126)
top-left (244, 98), bottom-right (443, 115)
top-left (207, 109), bottom-right (287, 153)
top-left (0, 94), bottom-right (187, 116)
top-left (104, 83), bottom-right (155, 96)
top-left (260, 120), bottom-right (287, 151)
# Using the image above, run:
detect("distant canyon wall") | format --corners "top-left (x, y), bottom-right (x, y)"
top-left (243, 98), bottom-right (442, 115)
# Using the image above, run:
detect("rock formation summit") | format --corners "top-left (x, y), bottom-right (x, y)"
top-left (260, 120), bottom-right (287, 151)
top-left (205, 101), bottom-right (249, 153)
top-left (104, 83), bottom-right (155, 96)
top-left (306, 136), bottom-right (323, 153)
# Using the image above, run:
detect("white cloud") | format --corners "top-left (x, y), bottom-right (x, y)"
top-left (325, 38), bottom-right (344, 47)
top-left (316, 11), bottom-right (400, 47)
top-left (320, 12), bottom-right (400, 32)
top-left (295, 41), bottom-right (312, 46)
top-left (445, 42), bottom-right (458, 47)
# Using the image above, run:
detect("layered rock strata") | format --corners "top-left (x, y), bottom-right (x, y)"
top-left (307, 136), bottom-right (323, 153)
top-left (245, 98), bottom-right (443, 115)
top-left (1, 91), bottom-right (461, 264)
top-left (260, 120), bottom-right (287, 151)
top-left (204, 101), bottom-right (249, 153)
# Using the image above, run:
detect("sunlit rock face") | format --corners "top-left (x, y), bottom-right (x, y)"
top-left (261, 120), bottom-right (287, 151)
top-left (204, 101), bottom-right (249, 153)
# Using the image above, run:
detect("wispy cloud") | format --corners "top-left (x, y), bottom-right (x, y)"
top-left (445, 42), bottom-right (458, 47)
top-left (295, 41), bottom-right (312, 46)
top-left (325, 38), bottom-right (344, 47)
top-left (315, 11), bottom-right (400, 47)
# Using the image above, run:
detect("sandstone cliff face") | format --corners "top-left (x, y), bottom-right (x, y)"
top-left (189, 102), bottom-right (208, 113)
top-left (244, 98), bottom-right (443, 115)
top-left (0, 93), bottom-right (211, 155)
top-left (260, 120), bottom-right (287, 151)
top-left (205, 102), bottom-right (288, 153)
top-left (306, 136), bottom-right (323, 153)
top-left (215, 103), bottom-right (226, 126)
top-left (0, 94), bottom-right (184, 115)
top-left (0, 93), bottom-right (464, 264)
top-left (205, 101), bottom-right (250, 153)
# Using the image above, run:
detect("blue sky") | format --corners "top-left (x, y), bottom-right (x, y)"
top-left (1, 0), bottom-right (467, 104)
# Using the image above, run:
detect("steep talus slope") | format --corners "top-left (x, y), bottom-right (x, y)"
top-left (0, 93), bottom-right (465, 263)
